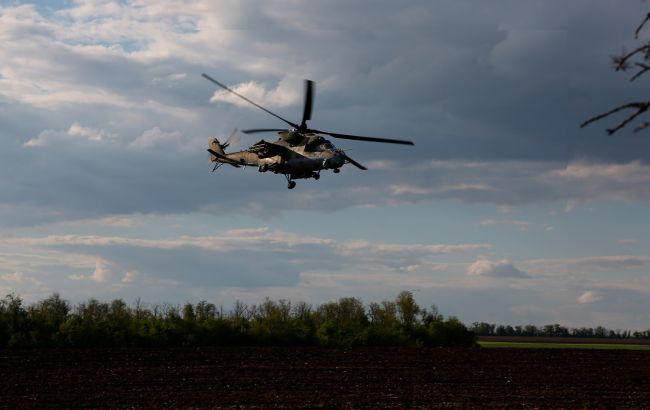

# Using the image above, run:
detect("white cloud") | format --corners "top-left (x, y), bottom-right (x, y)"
top-left (210, 80), bottom-right (300, 109)
top-left (480, 219), bottom-right (529, 231)
top-left (340, 241), bottom-right (490, 256)
top-left (0, 270), bottom-right (49, 294)
top-left (90, 259), bottom-right (114, 283)
top-left (388, 184), bottom-right (432, 196)
top-left (523, 256), bottom-right (650, 282)
top-left (467, 258), bottom-right (529, 278)
top-left (578, 290), bottom-right (601, 304)
top-left (0, 227), bottom-right (494, 303)
top-left (375, 160), bottom-right (650, 209)
top-left (1, 230), bottom-right (488, 259)
top-left (129, 126), bottom-right (184, 150)
top-left (59, 215), bottom-right (143, 228)
top-left (547, 161), bottom-right (650, 203)
top-left (1, 271), bottom-right (27, 283)
top-left (561, 256), bottom-right (650, 271)
top-left (25, 122), bottom-right (116, 146)
top-left (564, 200), bottom-right (577, 213)
top-left (68, 259), bottom-right (116, 283)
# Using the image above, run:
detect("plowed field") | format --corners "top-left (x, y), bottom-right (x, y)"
top-left (1, 347), bottom-right (649, 408)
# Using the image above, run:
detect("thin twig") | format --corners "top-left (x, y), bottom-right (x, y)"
top-left (634, 119), bottom-right (650, 132)
top-left (580, 101), bottom-right (650, 135)
top-left (613, 44), bottom-right (650, 71)
top-left (631, 62), bottom-right (650, 81)
top-left (581, 102), bottom-right (645, 128)
top-left (635, 12), bottom-right (650, 39)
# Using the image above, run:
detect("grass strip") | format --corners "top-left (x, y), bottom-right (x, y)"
top-left (479, 341), bottom-right (650, 350)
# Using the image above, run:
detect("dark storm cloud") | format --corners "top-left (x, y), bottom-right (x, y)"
top-left (2, 0), bottom-right (650, 227)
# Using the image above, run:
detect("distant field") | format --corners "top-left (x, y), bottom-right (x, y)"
top-left (478, 336), bottom-right (650, 350)
top-left (479, 341), bottom-right (650, 350)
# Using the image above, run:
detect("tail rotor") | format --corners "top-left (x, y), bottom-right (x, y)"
top-left (221, 128), bottom-right (240, 150)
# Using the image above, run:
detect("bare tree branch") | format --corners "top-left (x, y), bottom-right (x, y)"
top-left (580, 101), bottom-right (650, 134)
top-left (631, 62), bottom-right (650, 81)
top-left (635, 12), bottom-right (650, 39)
top-left (612, 44), bottom-right (650, 72)
top-left (583, 12), bottom-right (650, 134)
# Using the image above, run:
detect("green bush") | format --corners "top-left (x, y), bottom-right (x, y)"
top-left (0, 292), bottom-right (478, 349)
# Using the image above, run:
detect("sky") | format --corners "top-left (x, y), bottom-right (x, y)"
top-left (1, 0), bottom-right (650, 329)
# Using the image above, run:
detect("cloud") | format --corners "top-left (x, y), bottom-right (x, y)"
top-left (467, 258), bottom-right (529, 278)
top-left (24, 122), bottom-right (116, 146)
top-left (1, 271), bottom-right (28, 284)
top-left (480, 219), bottom-right (529, 231)
top-left (489, 29), bottom-right (567, 80)
top-left (547, 161), bottom-right (650, 203)
top-left (0, 228), bottom-right (492, 295)
top-left (339, 241), bottom-right (490, 256)
top-left (578, 290), bottom-right (601, 304)
top-left (210, 80), bottom-right (300, 109)
top-left (519, 255), bottom-right (650, 301)
top-left (69, 259), bottom-right (116, 283)
top-left (1, 1), bottom-right (650, 229)
top-left (128, 126), bottom-right (185, 150)
top-left (380, 160), bottom-right (650, 209)
top-left (58, 215), bottom-right (143, 228)
top-left (569, 256), bottom-right (650, 270)
top-left (1, 230), bottom-right (488, 263)
top-left (0, 270), bottom-right (49, 296)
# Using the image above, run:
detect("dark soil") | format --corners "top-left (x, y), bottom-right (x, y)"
top-left (1, 347), bottom-right (649, 408)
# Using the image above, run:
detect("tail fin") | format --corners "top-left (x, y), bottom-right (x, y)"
top-left (208, 138), bottom-right (225, 162)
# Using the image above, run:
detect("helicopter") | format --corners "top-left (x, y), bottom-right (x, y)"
top-left (202, 73), bottom-right (414, 189)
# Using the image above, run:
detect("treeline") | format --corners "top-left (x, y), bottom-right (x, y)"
top-left (471, 322), bottom-right (650, 339)
top-left (0, 292), bottom-right (475, 349)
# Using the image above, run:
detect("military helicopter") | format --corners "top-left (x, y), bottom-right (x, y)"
top-left (202, 73), bottom-right (414, 189)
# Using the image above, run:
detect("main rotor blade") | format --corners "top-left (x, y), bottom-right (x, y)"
top-left (224, 128), bottom-right (240, 147)
top-left (202, 73), bottom-right (298, 128)
top-left (300, 80), bottom-right (314, 128)
top-left (310, 129), bottom-right (414, 145)
top-left (344, 154), bottom-right (367, 170)
top-left (241, 128), bottom-right (287, 134)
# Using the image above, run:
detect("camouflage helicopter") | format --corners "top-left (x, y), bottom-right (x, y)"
top-left (202, 73), bottom-right (414, 189)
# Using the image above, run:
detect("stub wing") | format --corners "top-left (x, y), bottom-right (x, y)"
top-left (247, 140), bottom-right (298, 160)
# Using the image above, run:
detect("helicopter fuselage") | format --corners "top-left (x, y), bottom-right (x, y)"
top-left (212, 132), bottom-right (346, 182)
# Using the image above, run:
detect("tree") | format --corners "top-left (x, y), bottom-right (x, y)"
top-left (0, 294), bottom-right (31, 347)
top-left (367, 301), bottom-right (404, 345)
top-left (395, 291), bottom-right (420, 331)
top-left (28, 293), bottom-right (70, 347)
top-left (581, 12), bottom-right (650, 134)
top-left (315, 297), bottom-right (369, 346)
top-left (470, 322), bottom-right (495, 336)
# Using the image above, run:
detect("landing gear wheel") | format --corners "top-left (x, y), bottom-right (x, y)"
top-left (333, 168), bottom-right (340, 174)
top-left (312, 172), bottom-right (320, 180)
top-left (287, 181), bottom-right (296, 189)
